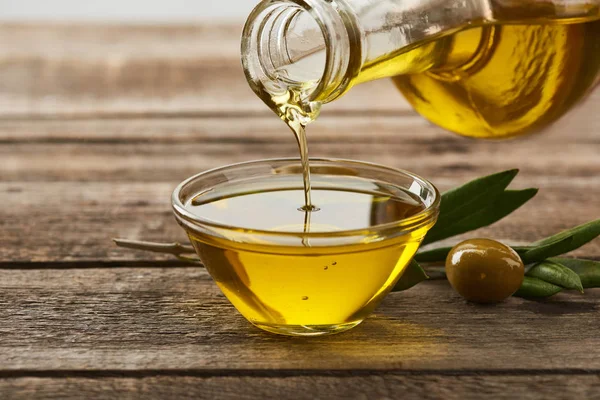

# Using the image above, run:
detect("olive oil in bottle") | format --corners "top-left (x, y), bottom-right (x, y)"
top-left (243, 1), bottom-right (600, 139)
top-left (390, 21), bottom-right (600, 138)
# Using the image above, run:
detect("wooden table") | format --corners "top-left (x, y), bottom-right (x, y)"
top-left (1, 23), bottom-right (599, 399)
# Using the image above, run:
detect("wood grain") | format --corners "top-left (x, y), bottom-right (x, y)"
top-left (1, 268), bottom-right (599, 371)
top-left (2, 375), bottom-right (600, 400)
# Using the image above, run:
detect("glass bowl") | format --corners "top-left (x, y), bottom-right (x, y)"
top-left (172, 158), bottom-right (440, 336)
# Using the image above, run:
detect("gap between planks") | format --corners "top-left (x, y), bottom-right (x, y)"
top-left (2, 374), bottom-right (600, 400)
top-left (0, 260), bottom-right (196, 270)
top-left (0, 109), bottom-right (417, 123)
top-left (1, 369), bottom-right (600, 379)
top-left (1, 255), bottom-right (599, 270)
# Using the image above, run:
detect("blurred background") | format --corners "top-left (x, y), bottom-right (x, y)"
top-left (1, 0), bottom-right (598, 260)
top-left (0, 0), bottom-right (255, 22)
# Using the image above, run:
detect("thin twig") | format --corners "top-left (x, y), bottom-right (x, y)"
top-left (113, 238), bottom-right (196, 256)
top-left (175, 254), bottom-right (203, 264)
top-left (423, 265), bottom-right (447, 280)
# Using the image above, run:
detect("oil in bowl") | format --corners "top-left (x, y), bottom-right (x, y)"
top-left (172, 159), bottom-right (439, 336)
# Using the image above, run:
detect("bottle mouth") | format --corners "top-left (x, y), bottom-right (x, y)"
top-left (241, 0), bottom-right (362, 107)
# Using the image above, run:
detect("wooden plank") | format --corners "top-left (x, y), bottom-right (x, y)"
top-left (2, 375), bottom-right (600, 400)
top-left (0, 180), bottom-right (598, 263)
top-left (1, 87), bottom-right (599, 142)
top-left (0, 23), bottom-right (408, 118)
top-left (3, 136), bottom-right (599, 182)
top-left (0, 268), bottom-right (599, 371)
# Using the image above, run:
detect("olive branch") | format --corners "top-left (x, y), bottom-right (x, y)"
top-left (114, 170), bottom-right (600, 299)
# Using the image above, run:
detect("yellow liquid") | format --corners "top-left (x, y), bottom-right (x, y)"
top-left (261, 85), bottom-right (319, 209)
top-left (185, 175), bottom-right (428, 335)
top-left (373, 20), bottom-right (600, 138)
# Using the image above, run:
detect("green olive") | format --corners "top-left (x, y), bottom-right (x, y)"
top-left (445, 239), bottom-right (524, 303)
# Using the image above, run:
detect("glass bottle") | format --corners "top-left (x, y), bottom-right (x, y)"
top-left (241, 0), bottom-right (600, 139)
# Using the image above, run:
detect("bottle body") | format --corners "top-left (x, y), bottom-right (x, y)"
top-left (384, 21), bottom-right (600, 138)
top-left (242, 0), bottom-right (600, 138)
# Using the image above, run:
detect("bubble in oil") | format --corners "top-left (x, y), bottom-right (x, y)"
top-left (298, 204), bottom-right (320, 212)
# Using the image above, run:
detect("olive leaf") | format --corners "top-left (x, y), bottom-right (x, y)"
top-left (533, 219), bottom-right (600, 251)
top-left (423, 169), bottom-right (522, 245)
top-left (417, 220), bottom-right (600, 264)
top-left (520, 236), bottom-right (575, 264)
top-left (423, 188), bottom-right (538, 245)
top-left (415, 246), bottom-right (453, 263)
top-left (423, 265), bottom-right (447, 280)
top-left (550, 257), bottom-right (600, 288)
top-left (526, 259), bottom-right (584, 293)
top-left (519, 219), bottom-right (600, 263)
top-left (513, 276), bottom-right (563, 299)
top-left (392, 259), bottom-right (428, 292)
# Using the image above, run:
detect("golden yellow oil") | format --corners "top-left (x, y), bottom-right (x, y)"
top-left (369, 19), bottom-right (600, 138)
top-left (184, 175), bottom-right (428, 334)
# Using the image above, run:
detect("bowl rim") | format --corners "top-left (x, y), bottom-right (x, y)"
top-left (171, 157), bottom-right (440, 239)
